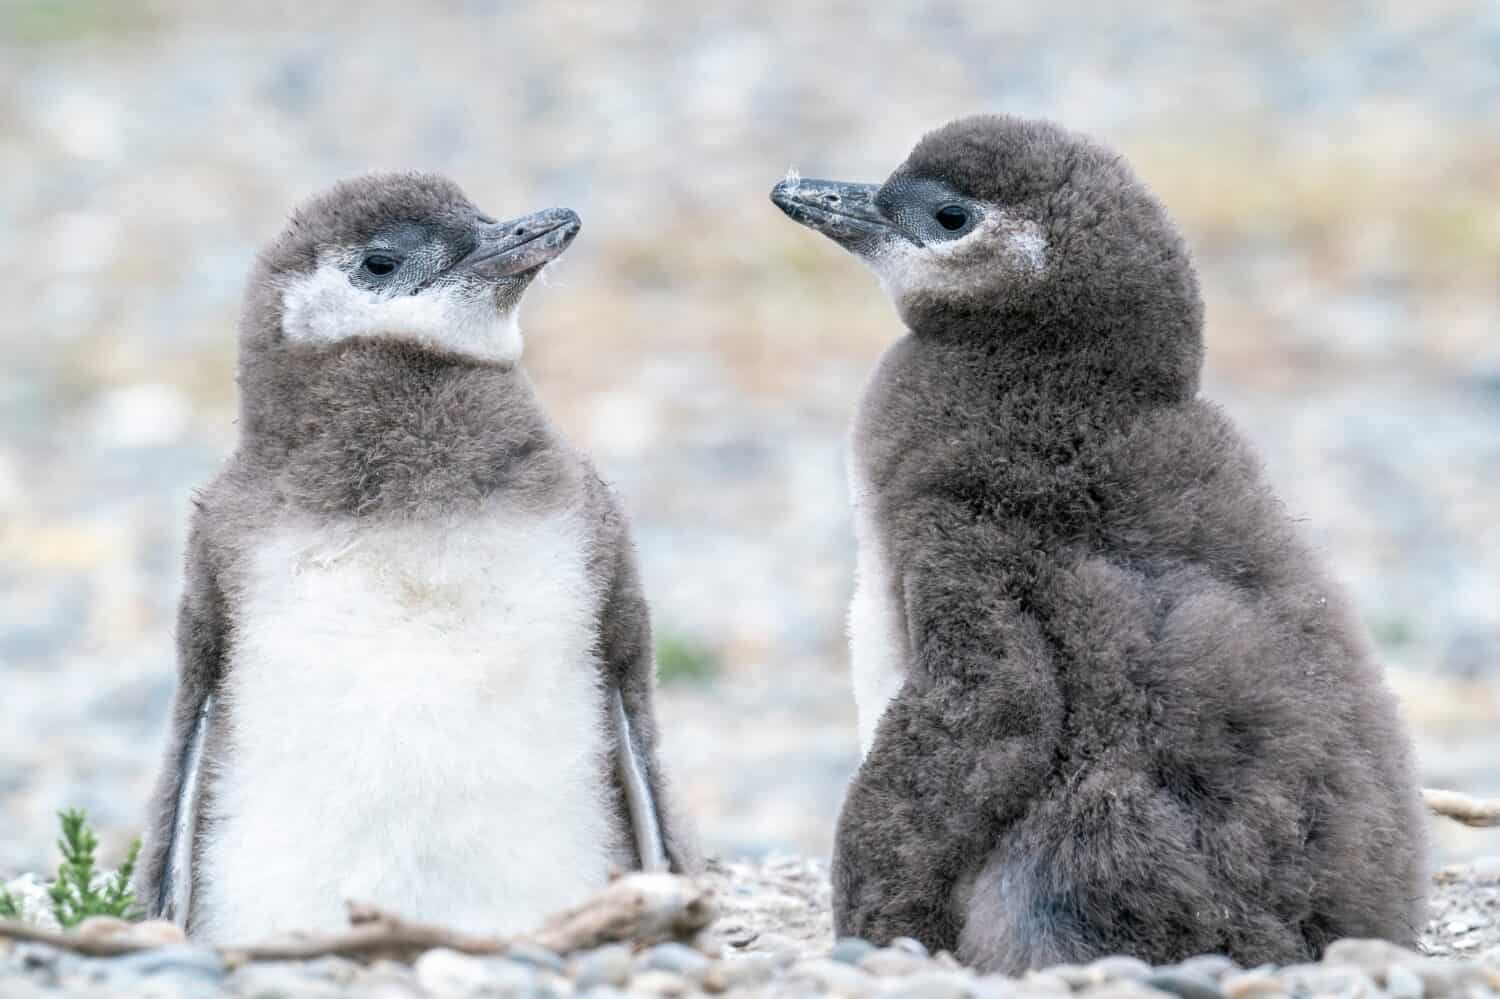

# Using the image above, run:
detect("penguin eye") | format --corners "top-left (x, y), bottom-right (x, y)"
top-left (362, 254), bottom-right (399, 277)
top-left (935, 205), bottom-right (969, 232)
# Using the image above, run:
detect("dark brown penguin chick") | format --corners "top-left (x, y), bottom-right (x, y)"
top-left (771, 115), bottom-right (1427, 972)
top-left (136, 172), bottom-right (697, 942)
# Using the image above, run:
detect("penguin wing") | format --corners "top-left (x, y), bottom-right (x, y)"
top-left (591, 493), bottom-right (700, 874)
top-left (833, 502), bottom-right (1065, 948)
top-left (136, 521), bottom-right (229, 926)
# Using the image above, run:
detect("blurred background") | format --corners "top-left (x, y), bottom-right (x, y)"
top-left (1, 0), bottom-right (1497, 876)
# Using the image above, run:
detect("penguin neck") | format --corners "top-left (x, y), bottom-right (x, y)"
top-left (237, 338), bottom-right (570, 518)
top-left (855, 331), bottom-right (1194, 506)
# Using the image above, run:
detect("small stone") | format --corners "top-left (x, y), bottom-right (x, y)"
top-left (1222, 970), bottom-right (1284, 999)
top-left (363, 982), bottom-right (427, 999)
top-left (126, 919), bottom-right (189, 947)
top-left (1145, 969), bottom-right (1224, 999)
top-left (1276, 964), bottom-right (1378, 998)
top-left (14, 944), bottom-right (63, 972)
top-left (861, 947), bottom-right (930, 977)
top-left (1088, 956), bottom-right (1154, 984)
top-left (1175, 956), bottom-right (1239, 982)
top-left (1086, 985), bottom-right (1179, 999)
top-left (0, 974), bottom-right (59, 999)
top-left (703, 953), bottom-right (777, 991)
top-left (1481, 949), bottom-right (1500, 989)
top-left (892, 936), bottom-right (931, 958)
top-left (571, 944), bottom-right (633, 989)
top-left (747, 931), bottom-right (803, 961)
top-left (639, 942), bottom-right (711, 983)
top-left (579, 988), bottom-right (629, 999)
top-left (973, 975), bottom-right (1028, 999)
top-left (1049, 964), bottom-right (1094, 989)
top-left (1324, 938), bottom-right (1422, 979)
top-left (898, 969), bottom-right (979, 999)
top-left (416, 948), bottom-right (533, 997)
top-left (414, 948), bottom-right (488, 996)
top-left (1021, 970), bottom-right (1075, 994)
top-left (830, 936), bottom-right (877, 965)
top-left (1385, 963), bottom-right (1424, 999)
top-left (231, 964), bottom-right (345, 998)
top-left (631, 968), bottom-right (691, 996)
top-left (508, 940), bottom-right (566, 972)
top-left (789, 957), bottom-right (873, 995)
top-left (536, 970), bottom-right (577, 998)
top-left (102, 945), bottom-right (226, 981)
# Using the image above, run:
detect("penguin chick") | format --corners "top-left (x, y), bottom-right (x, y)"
top-left (136, 173), bottom-right (696, 942)
top-left (771, 116), bottom-right (1427, 971)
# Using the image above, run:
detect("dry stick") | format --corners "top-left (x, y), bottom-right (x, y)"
top-left (1423, 787), bottom-right (1500, 828)
top-left (0, 872), bottom-right (715, 965)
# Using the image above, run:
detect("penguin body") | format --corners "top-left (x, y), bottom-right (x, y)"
top-left (773, 116), bottom-right (1427, 971)
top-left (137, 174), bottom-right (694, 942)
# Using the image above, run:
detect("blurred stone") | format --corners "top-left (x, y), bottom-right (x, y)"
top-left (630, 968), bottom-right (691, 995)
top-left (1221, 969), bottom-right (1284, 999)
top-left (638, 942), bottom-right (710, 984)
top-left (571, 944), bottom-right (633, 989)
top-left (788, 956), bottom-right (872, 995)
top-left (829, 936), bottom-right (876, 965)
top-left (702, 953), bottom-right (777, 991)
top-left (1088, 956), bottom-right (1154, 984)
top-left (508, 940), bottom-right (565, 972)
top-left (860, 947), bottom-right (929, 977)
top-left (899, 969), bottom-right (979, 999)
top-left (1145, 969), bottom-right (1224, 999)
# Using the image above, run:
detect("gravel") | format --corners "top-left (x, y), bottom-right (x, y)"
top-left (1, 0), bottom-right (1498, 880)
top-left (10, 854), bottom-right (1496, 997)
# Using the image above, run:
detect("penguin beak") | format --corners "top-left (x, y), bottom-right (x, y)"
top-left (456, 207), bottom-right (581, 279)
top-left (770, 178), bottom-right (890, 250)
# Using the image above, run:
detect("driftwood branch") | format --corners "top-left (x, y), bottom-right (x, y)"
top-left (0, 921), bottom-right (146, 958)
top-left (1424, 787), bottom-right (1500, 828)
top-left (532, 872), bottom-right (714, 952)
top-left (0, 872), bottom-right (714, 965)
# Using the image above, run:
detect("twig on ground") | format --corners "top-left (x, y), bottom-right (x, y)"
top-left (532, 872), bottom-right (715, 953)
top-left (0, 872), bottom-right (715, 966)
top-left (1423, 787), bottom-right (1500, 828)
top-left (0, 921), bottom-right (144, 958)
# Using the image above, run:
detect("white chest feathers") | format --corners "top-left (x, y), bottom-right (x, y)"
top-left (846, 449), bottom-right (909, 757)
top-left (195, 506), bottom-right (619, 943)
top-left (279, 263), bottom-right (523, 365)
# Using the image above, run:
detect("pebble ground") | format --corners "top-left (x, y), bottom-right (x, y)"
top-left (3, 855), bottom-right (1498, 997)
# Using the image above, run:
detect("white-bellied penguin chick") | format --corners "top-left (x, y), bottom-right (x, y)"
top-left (772, 116), bottom-right (1426, 972)
top-left (136, 173), bottom-right (697, 942)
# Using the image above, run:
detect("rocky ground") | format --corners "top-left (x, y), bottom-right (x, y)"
top-left (3, 855), bottom-right (1499, 997)
top-left (2, 2), bottom-right (1499, 995)
top-left (2, 0), bottom-right (1498, 876)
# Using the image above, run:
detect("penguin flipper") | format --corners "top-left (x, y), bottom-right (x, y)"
top-left (137, 523), bottom-right (228, 928)
top-left (831, 527), bottom-right (1064, 957)
top-left (595, 530), bottom-right (700, 874)
top-left (610, 686), bottom-right (668, 872)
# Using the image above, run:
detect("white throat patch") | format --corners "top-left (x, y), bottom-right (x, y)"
top-left (865, 214), bottom-right (1048, 308)
top-left (280, 264), bottom-right (523, 364)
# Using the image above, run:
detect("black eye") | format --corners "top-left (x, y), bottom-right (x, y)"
top-left (363, 254), bottom-right (399, 277)
top-left (935, 205), bottom-right (969, 231)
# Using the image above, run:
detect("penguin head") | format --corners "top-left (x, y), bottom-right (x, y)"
top-left (248, 173), bottom-right (579, 365)
top-left (772, 114), bottom-right (1203, 397)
